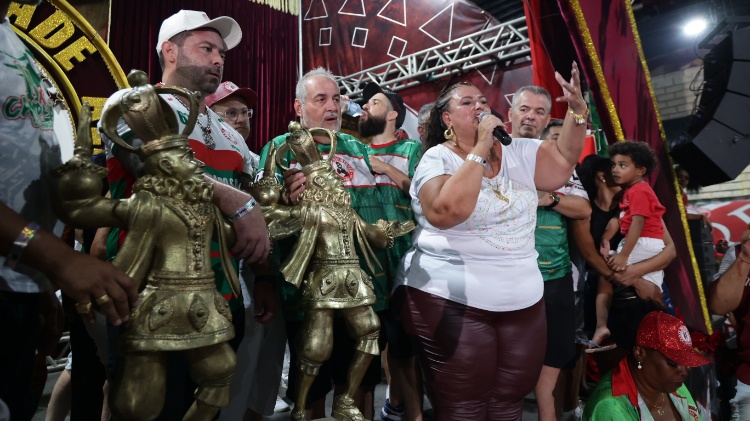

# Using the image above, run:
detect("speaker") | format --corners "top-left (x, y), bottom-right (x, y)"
top-left (671, 26), bottom-right (750, 187)
top-left (688, 220), bottom-right (718, 284)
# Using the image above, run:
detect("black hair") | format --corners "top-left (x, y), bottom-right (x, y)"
top-left (578, 154), bottom-right (612, 200)
top-left (423, 81), bottom-right (473, 151)
top-left (608, 141), bottom-right (657, 177)
top-left (675, 166), bottom-right (702, 193)
top-left (540, 119), bottom-right (564, 141)
top-left (158, 31), bottom-right (192, 70)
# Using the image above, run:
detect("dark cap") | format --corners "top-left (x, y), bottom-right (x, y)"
top-left (636, 311), bottom-right (711, 368)
top-left (361, 82), bottom-right (405, 128)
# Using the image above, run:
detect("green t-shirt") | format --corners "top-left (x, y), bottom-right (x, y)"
top-left (366, 138), bottom-right (423, 280)
top-left (535, 207), bottom-right (572, 281)
top-left (257, 132), bottom-right (391, 320)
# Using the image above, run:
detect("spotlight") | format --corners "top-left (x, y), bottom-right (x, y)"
top-left (683, 18), bottom-right (708, 37)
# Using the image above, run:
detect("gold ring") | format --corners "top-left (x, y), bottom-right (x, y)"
top-left (74, 302), bottom-right (93, 314)
top-left (95, 294), bottom-right (110, 305)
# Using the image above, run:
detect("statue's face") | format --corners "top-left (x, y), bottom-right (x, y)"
top-left (160, 146), bottom-right (204, 181)
top-left (311, 169), bottom-right (343, 191)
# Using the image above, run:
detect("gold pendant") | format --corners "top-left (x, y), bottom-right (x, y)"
top-left (656, 408), bottom-right (664, 416)
top-left (493, 188), bottom-right (509, 202)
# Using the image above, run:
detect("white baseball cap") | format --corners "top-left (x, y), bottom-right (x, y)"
top-left (156, 10), bottom-right (242, 55)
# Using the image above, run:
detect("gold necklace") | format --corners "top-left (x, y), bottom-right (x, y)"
top-left (641, 392), bottom-right (666, 416)
top-left (450, 140), bottom-right (467, 155)
top-left (487, 175), bottom-right (509, 202)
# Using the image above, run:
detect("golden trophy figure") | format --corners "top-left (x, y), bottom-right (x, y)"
top-left (53, 73), bottom-right (239, 421)
top-left (252, 123), bottom-right (414, 421)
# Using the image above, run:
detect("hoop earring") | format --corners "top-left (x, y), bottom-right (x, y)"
top-left (444, 127), bottom-right (454, 140)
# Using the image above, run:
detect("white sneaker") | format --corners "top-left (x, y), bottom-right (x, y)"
top-left (275, 395), bottom-right (291, 413)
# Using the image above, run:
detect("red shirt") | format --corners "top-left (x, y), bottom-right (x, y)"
top-left (619, 182), bottom-right (665, 239)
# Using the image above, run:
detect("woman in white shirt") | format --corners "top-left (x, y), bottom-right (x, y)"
top-left (394, 63), bottom-right (588, 420)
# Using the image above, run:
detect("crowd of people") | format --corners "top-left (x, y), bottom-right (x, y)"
top-left (1, 4), bottom-right (746, 421)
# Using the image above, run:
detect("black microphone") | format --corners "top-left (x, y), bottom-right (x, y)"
top-left (478, 110), bottom-right (512, 146)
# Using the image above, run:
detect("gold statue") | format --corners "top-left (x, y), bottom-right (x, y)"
top-left (252, 122), bottom-right (414, 421)
top-left (53, 72), bottom-right (239, 421)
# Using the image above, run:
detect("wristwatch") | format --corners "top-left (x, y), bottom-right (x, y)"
top-left (546, 192), bottom-right (560, 209)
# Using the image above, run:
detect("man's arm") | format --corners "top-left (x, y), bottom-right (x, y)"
top-left (612, 223), bottom-right (676, 286)
top-left (0, 203), bottom-right (137, 325)
top-left (370, 156), bottom-right (411, 193)
top-left (709, 225), bottom-right (750, 315)
top-left (538, 193), bottom-right (591, 220)
top-left (207, 177), bottom-right (270, 264)
top-left (568, 217), bottom-right (615, 278)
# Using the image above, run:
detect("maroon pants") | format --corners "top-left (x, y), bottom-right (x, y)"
top-left (397, 286), bottom-right (546, 421)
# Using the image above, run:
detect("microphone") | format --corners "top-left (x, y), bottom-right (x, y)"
top-left (478, 110), bottom-right (512, 146)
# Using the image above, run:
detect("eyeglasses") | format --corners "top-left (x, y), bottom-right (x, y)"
top-left (216, 108), bottom-right (253, 121)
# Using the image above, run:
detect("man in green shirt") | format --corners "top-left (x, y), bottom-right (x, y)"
top-left (359, 82), bottom-right (424, 421)
top-left (257, 68), bottom-right (391, 421)
top-left (508, 87), bottom-right (592, 421)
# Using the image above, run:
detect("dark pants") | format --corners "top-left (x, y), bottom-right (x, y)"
top-left (0, 291), bottom-right (40, 421)
top-left (398, 286), bottom-right (546, 421)
top-left (608, 293), bottom-right (662, 350)
top-left (62, 294), bottom-right (108, 421)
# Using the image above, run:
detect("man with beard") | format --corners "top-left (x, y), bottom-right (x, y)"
top-left (358, 82), bottom-right (424, 421)
top-left (256, 68), bottom-right (391, 420)
top-left (104, 9), bottom-right (269, 332)
top-left (1, 0), bottom-right (138, 418)
top-left (100, 10), bottom-right (269, 419)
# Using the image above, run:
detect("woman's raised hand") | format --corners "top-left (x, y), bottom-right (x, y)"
top-left (554, 61), bottom-right (587, 114)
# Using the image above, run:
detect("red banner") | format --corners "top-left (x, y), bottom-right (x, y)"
top-left (553, 0), bottom-right (710, 331)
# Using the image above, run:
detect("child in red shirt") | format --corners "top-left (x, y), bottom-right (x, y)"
top-left (592, 141), bottom-right (666, 348)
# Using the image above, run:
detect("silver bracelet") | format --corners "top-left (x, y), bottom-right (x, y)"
top-left (5, 222), bottom-right (40, 270)
top-left (465, 153), bottom-right (489, 170)
top-left (228, 198), bottom-right (257, 222)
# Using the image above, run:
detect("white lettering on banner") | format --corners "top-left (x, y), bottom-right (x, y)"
top-left (727, 204), bottom-right (750, 225)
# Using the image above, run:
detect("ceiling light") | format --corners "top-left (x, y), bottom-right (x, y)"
top-left (683, 18), bottom-right (708, 37)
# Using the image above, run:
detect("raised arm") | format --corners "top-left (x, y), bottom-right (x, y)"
top-left (535, 62), bottom-right (588, 191)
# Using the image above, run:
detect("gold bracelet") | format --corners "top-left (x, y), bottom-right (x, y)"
top-left (568, 108), bottom-right (590, 125)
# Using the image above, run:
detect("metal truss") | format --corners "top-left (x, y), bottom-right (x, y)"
top-left (337, 16), bottom-right (531, 98)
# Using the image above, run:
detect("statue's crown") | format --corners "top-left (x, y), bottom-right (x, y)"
top-left (283, 121), bottom-right (338, 177)
top-left (100, 70), bottom-right (199, 155)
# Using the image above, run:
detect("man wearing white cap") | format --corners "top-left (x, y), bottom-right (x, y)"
top-left (100, 10), bottom-right (269, 419)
